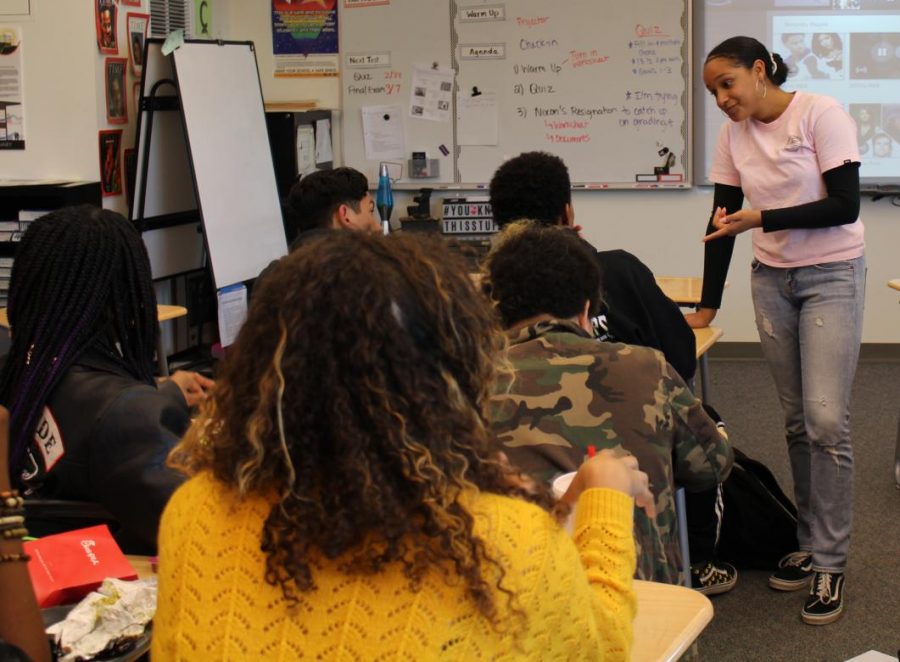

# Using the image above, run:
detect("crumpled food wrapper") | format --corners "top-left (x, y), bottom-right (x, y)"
top-left (46, 577), bottom-right (157, 661)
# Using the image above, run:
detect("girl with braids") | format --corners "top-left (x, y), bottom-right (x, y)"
top-left (690, 36), bottom-right (864, 625)
top-left (0, 205), bottom-right (212, 552)
top-left (154, 231), bottom-right (653, 661)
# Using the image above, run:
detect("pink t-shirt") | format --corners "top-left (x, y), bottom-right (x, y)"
top-left (709, 91), bottom-right (865, 268)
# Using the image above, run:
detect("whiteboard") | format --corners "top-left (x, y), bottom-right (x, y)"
top-left (340, 0), bottom-right (455, 185)
top-left (339, 0), bottom-right (691, 188)
top-left (172, 41), bottom-right (288, 289)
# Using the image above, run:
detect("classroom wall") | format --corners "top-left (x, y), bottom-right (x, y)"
top-left (217, 1), bottom-right (339, 108)
top-left (0, 3), bottom-right (99, 183)
top-left (3, 5), bottom-right (893, 344)
top-left (218, 3), bottom-right (899, 344)
top-left (0, 1), bottom-right (151, 218)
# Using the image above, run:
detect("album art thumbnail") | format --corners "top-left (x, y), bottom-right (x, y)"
top-left (850, 103), bottom-right (883, 156)
top-left (882, 104), bottom-right (900, 145)
top-left (849, 33), bottom-right (900, 79)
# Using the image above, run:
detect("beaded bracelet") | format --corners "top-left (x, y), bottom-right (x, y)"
top-left (1, 490), bottom-right (25, 510)
top-left (0, 552), bottom-right (31, 563)
top-left (0, 515), bottom-right (25, 528)
top-left (1, 527), bottom-right (28, 540)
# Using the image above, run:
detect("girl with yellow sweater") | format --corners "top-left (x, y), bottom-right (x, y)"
top-left (153, 232), bottom-right (652, 661)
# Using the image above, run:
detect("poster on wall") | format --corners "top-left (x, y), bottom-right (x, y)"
top-left (96, 0), bottom-right (118, 54)
top-left (126, 13), bottom-right (149, 77)
top-left (105, 57), bottom-right (128, 124)
top-left (0, 25), bottom-right (25, 150)
top-left (271, 0), bottom-right (339, 78)
top-left (120, 0), bottom-right (142, 6)
top-left (99, 129), bottom-right (123, 197)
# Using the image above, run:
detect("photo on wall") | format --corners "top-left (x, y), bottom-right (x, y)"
top-left (127, 12), bottom-right (149, 77)
top-left (105, 57), bottom-right (128, 124)
top-left (99, 129), bottom-right (123, 197)
top-left (96, 0), bottom-right (118, 54)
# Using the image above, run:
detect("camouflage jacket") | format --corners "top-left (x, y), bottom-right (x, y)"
top-left (489, 319), bottom-right (733, 584)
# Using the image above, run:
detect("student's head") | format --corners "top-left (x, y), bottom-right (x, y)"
top-left (873, 133), bottom-right (892, 157)
top-left (284, 167), bottom-right (378, 240)
top-left (812, 32), bottom-right (841, 56)
top-left (781, 33), bottom-right (807, 58)
top-left (488, 151), bottom-right (573, 228)
top-left (171, 231), bottom-right (552, 621)
top-left (856, 107), bottom-right (871, 124)
top-left (485, 222), bottom-right (602, 329)
top-left (0, 205), bottom-right (157, 479)
top-left (704, 37), bottom-right (789, 123)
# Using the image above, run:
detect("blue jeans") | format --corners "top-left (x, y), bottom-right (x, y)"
top-left (750, 255), bottom-right (865, 572)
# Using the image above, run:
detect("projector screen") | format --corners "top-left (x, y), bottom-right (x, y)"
top-left (699, 0), bottom-right (900, 190)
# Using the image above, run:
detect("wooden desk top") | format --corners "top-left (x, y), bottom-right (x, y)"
top-left (656, 276), bottom-right (703, 306)
top-left (632, 579), bottom-right (713, 662)
top-left (693, 326), bottom-right (723, 359)
top-left (0, 304), bottom-right (187, 329)
top-left (888, 279), bottom-right (900, 293)
top-left (125, 555), bottom-right (157, 581)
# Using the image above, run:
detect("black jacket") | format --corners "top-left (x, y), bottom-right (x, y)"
top-left (592, 249), bottom-right (696, 382)
top-left (21, 350), bottom-right (189, 551)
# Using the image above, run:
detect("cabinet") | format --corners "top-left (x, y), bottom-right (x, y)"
top-left (0, 181), bottom-right (101, 305)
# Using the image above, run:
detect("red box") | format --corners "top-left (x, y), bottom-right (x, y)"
top-left (24, 525), bottom-right (137, 607)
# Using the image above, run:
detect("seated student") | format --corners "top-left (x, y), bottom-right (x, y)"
top-left (0, 205), bottom-right (212, 552)
top-left (489, 151), bottom-right (698, 383)
top-left (282, 166), bottom-right (379, 245)
top-left (154, 231), bottom-right (653, 661)
top-left (257, 166), bottom-right (380, 286)
top-left (486, 223), bottom-right (735, 591)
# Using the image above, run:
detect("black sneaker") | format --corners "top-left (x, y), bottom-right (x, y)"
top-left (802, 571), bottom-right (845, 625)
top-left (690, 561), bottom-right (738, 595)
top-left (769, 551), bottom-right (814, 591)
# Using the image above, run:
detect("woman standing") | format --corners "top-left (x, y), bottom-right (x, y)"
top-left (687, 36), bottom-right (864, 626)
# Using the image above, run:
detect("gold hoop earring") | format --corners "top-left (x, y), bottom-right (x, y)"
top-left (755, 78), bottom-right (767, 99)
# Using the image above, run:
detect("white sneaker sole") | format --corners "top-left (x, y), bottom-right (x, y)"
top-left (768, 573), bottom-right (813, 592)
top-left (801, 603), bottom-right (844, 625)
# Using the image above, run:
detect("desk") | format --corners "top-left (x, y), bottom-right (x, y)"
top-left (657, 276), bottom-right (703, 306)
top-left (632, 579), bottom-right (713, 662)
top-left (693, 326), bottom-right (723, 404)
top-left (0, 304), bottom-right (188, 377)
top-left (125, 555), bottom-right (157, 581)
top-left (889, 280), bottom-right (900, 488)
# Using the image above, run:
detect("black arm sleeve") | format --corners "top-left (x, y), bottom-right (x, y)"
top-left (761, 162), bottom-right (860, 232)
top-left (700, 184), bottom-right (744, 310)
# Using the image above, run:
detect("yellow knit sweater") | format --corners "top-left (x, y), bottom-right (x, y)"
top-left (152, 472), bottom-right (636, 661)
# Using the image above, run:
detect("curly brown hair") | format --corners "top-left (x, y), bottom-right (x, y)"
top-left (170, 231), bottom-right (554, 624)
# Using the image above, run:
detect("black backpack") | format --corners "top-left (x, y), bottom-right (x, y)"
top-left (717, 447), bottom-right (799, 570)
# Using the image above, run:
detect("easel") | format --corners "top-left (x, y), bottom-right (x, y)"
top-left (131, 38), bottom-right (287, 290)
top-left (130, 38), bottom-right (288, 371)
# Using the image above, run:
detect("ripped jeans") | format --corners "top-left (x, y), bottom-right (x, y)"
top-left (750, 255), bottom-right (865, 572)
